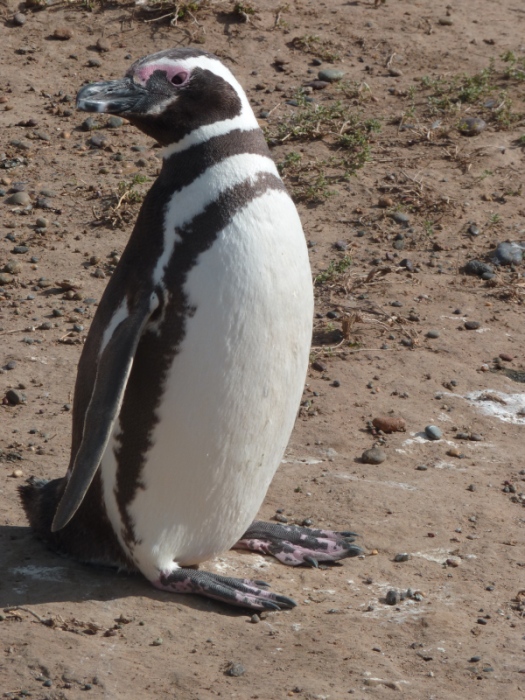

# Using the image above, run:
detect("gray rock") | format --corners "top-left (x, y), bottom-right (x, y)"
top-left (5, 191), bottom-right (31, 206)
top-left (318, 68), bottom-right (345, 82)
top-left (464, 320), bottom-right (480, 330)
top-left (385, 589), bottom-right (401, 605)
top-left (391, 212), bottom-right (410, 225)
top-left (226, 662), bottom-right (246, 677)
top-left (426, 329), bottom-right (440, 339)
top-left (425, 425), bottom-right (442, 440)
top-left (492, 241), bottom-right (523, 266)
top-left (458, 117), bottom-right (486, 136)
top-left (106, 116), bottom-right (124, 129)
top-left (465, 259), bottom-right (493, 277)
top-left (13, 12), bottom-right (26, 26)
top-left (361, 446), bottom-right (386, 464)
top-left (81, 117), bottom-right (99, 132)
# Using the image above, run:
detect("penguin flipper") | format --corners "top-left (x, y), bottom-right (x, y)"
top-left (52, 292), bottom-right (159, 533)
top-left (234, 521), bottom-right (363, 566)
top-left (154, 568), bottom-right (296, 611)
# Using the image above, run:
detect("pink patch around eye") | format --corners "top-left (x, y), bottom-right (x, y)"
top-left (136, 63), bottom-right (189, 86)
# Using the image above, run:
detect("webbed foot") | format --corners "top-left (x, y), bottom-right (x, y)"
top-left (153, 568), bottom-right (296, 611)
top-left (234, 521), bottom-right (363, 567)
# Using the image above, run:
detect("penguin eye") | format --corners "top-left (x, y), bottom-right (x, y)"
top-left (170, 71), bottom-right (189, 86)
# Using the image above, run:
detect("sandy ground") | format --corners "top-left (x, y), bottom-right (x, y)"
top-left (1, 0), bottom-right (525, 698)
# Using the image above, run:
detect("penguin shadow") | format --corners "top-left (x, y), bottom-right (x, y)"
top-left (0, 525), bottom-right (249, 617)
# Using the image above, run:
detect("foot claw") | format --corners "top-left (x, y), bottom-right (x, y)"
top-left (235, 521), bottom-right (363, 567)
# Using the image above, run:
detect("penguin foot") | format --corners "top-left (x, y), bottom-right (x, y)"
top-left (154, 568), bottom-right (297, 611)
top-left (234, 521), bottom-right (363, 566)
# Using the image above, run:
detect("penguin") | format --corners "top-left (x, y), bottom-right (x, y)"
top-left (19, 48), bottom-right (361, 611)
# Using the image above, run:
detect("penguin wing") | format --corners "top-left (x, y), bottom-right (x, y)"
top-left (51, 291), bottom-right (159, 532)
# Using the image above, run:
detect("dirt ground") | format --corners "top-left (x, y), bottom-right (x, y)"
top-left (1, 0), bottom-right (525, 698)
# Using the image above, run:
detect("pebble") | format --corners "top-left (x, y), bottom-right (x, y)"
top-left (446, 556), bottom-right (461, 567)
top-left (306, 80), bottom-right (330, 90)
top-left (0, 272), bottom-right (14, 285)
top-left (394, 553), bottom-right (411, 562)
top-left (385, 589), bottom-right (401, 605)
top-left (334, 240), bottom-right (347, 251)
top-left (467, 484), bottom-right (476, 492)
top-left (426, 329), bottom-right (440, 339)
top-left (5, 389), bottom-right (25, 405)
top-left (226, 662), bottom-right (246, 677)
top-left (400, 258), bottom-right (414, 271)
top-left (469, 656), bottom-right (481, 663)
top-left (13, 245), bottom-right (29, 254)
top-left (361, 446), bottom-right (386, 465)
top-left (499, 352), bottom-right (513, 362)
top-left (5, 361), bottom-right (16, 370)
top-left (81, 117), bottom-right (99, 132)
top-left (13, 12), bottom-right (26, 26)
top-left (89, 134), bottom-right (108, 149)
top-left (151, 637), bottom-right (163, 646)
top-left (53, 26), bottom-right (73, 40)
top-left (458, 117), bottom-right (486, 136)
top-left (36, 217), bottom-right (48, 228)
top-left (5, 191), bottom-right (31, 206)
top-left (107, 116), bottom-right (124, 129)
top-left (96, 37), bottom-right (112, 52)
top-left (464, 259), bottom-right (493, 277)
top-left (447, 447), bottom-right (461, 457)
top-left (464, 320), bottom-right (480, 330)
top-left (492, 241), bottom-right (523, 266)
top-left (311, 360), bottom-right (326, 372)
top-left (391, 212), bottom-right (410, 225)
top-left (4, 260), bottom-right (21, 274)
top-left (88, 58), bottom-right (102, 68)
top-left (468, 224), bottom-right (480, 236)
top-left (318, 68), bottom-right (345, 82)
top-left (372, 416), bottom-right (406, 433)
top-left (425, 425), bottom-right (442, 440)
top-left (416, 464), bottom-right (428, 471)
top-left (476, 618), bottom-right (488, 625)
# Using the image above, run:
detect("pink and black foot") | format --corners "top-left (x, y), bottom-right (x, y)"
top-left (154, 568), bottom-right (296, 611)
top-left (234, 521), bottom-right (362, 567)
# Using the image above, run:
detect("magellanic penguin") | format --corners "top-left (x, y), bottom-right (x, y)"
top-left (20, 48), bottom-right (362, 611)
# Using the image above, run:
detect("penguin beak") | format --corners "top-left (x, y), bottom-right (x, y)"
top-left (77, 78), bottom-right (148, 115)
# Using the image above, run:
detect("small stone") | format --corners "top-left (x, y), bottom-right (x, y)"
top-left (467, 484), bottom-right (477, 492)
top-left (468, 224), bottom-right (480, 236)
top-left (5, 389), bottom-right (25, 405)
top-left (88, 58), bottom-right (102, 68)
top-left (391, 212), bottom-right (410, 225)
top-left (385, 589), bottom-right (400, 605)
top-left (458, 117), bottom-right (486, 136)
top-left (476, 618), bottom-right (488, 625)
top-left (35, 217), bottom-right (48, 228)
top-left (469, 656), bottom-right (481, 663)
top-left (151, 637), bottom-right (163, 646)
top-left (81, 117), bottom-right (99, 132)
top-left (53, 26), bottom-right (73, 40)
top-left (372, 416), bottom-right (406, 433)
top-left (492, 241), bottom-right (523, 266)
top-left (465, 259), bottom-right (493, 277)
top-left (334, 240), bottom-right (347, 251)
top-left (311, 360), bottom-right (326, 372)
top-left (37, 277), bottom-right (51, 288)
top-left (4, 260), bottom-right (22, 274)
top-left (416, 465), bottom-right (428, 471)
top-left (106, 116), bottom-right (124, 129)
top-left (5, 361), bottom-right (17, 370)
top-left (446, 556), bottom-right (461, 567)
top-left (378, 196), bottom-right (393, 208)
top-left (499, 353), bottom-right (513, 362)
top-left (469, 433), bottom-right (483, 442)
top-left (226, 662), bottom-right (245, 677)
top-left (0, 272), bottom-right (14, 285)
top-left (6, 191), bottom-right (31, 206)
top-left (13, 245), bottom-right (29, 254)
top-left (464, 320), bottom-right (480, 330)
top-left (361, 446), bottom-right (386, 465)
top-left (425, 425), bottom-right (442, 440)
top-left (11, 469), bottom-right (24, 478)
top-left (40, 321), bottom-right (52, 330)
top-left (318, 69), bottom-right (345, 82)
top-left (96, 37), bottom-right (112, 52)
top-left (89, 134), bottom-right (108, 149)
top-left (394, 553), bottom-right (411, 562)
top-left (306, 80), bottom-right (330, 90)
top-left (250, 614), bottom-right (260, 623)
top-left (426, 329), bottom-right (440, 339)
top-left (447, 447), bottom-right (461, 457)
top-left (438, 16), bottom-right (454, 25)
top-left (13, 12), bottom-right (26, 26)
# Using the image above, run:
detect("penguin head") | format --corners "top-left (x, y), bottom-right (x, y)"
top-left (77, 48), bottom-right (256, 146)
